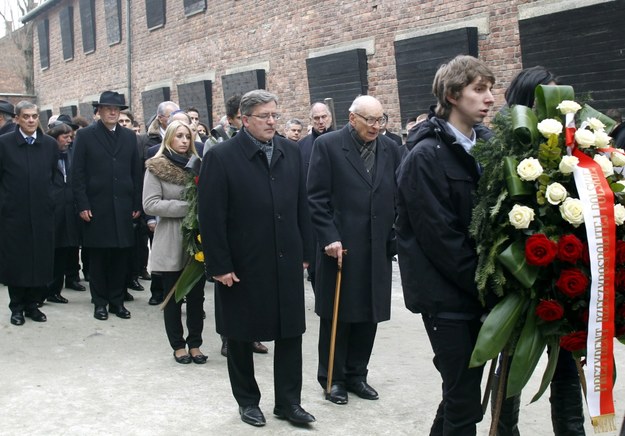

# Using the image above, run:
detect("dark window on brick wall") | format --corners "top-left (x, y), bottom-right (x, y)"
top-left (520, 2), bottom-right (625, 113)
top-left (306, 49), bottom-right (368, 128)
top-left (39, 109), bottom-right (53, 129)
top-left (37, 19), bottom-right (50, 69)
top-left (141, 87), bottom-right (171, 128)
top-left (79, 102), bottom-right (94, 121)
top-left (79, 0), bottom-right (96, 54)
top-left (59, 7), bottom-right (74, 61)
top-left (394, 28), bottom-right (478, 125)
top-left (146, 0), bottom-right (166, 30)
top-left (104, 0), bottom-right (122, 46)
top-left (184, 0), bottom-right (206, 17)
top-left (178, 80), bottom-right (213, 129)
top-left (60, 105), bottom-right (78, 117)
top-left (221, 70), bottom-right (266, 104)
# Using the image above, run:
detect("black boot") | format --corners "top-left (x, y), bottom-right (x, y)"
top-left (491, 374), bottom-right (521, 436)
top-left (550, 379), bottom-right (586, 435)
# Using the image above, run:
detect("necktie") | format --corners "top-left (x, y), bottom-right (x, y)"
top-left (26, 136), bottom-right (34, 144)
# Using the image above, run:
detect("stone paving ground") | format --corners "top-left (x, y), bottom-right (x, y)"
top-left (1, 263), bottom-right (624, 435)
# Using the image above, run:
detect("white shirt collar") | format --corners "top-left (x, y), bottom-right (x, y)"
top-left (446, 122), bottom-right (476, 154)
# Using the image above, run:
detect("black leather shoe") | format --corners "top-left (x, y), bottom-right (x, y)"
top-left (148, 296), bottom-right (163, 306)
top-left (65, 280), bottom-right (86, 291)
top-left (252, 341), bottom-right (268, 354)
top-left (127, 279), bottom-right (144, 291)
top-left (191, 353), bottom-right (208, 364)
top-left (94, 305), bottom-right (108, 320)
top-left (139, 270), bottom-right (151, 280)
top-left (239, 405), bottom-right (266, 427)
top-left (47, 294), bottom-right (69, 304)
top-left (124, 291), bottom-right (134, 302)
top-left (109, 305), bottom-right (131, 319)
top-left (10, 311), bottom-right (25, 326)
top-left (273, 404), bottom-right (316, 424)
top-left (220, 341), bottom-right (228, 357)
top-left (173, 350), bottom-right (192, 364)
top-left (325, 384), bottom-right (348, 404)
top-left (25, 307), bottom-right (47, 322)
top-left (346, 381), bottom-right (379, 400)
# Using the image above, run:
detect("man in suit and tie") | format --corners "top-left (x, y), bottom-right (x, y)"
top-left (307, 95), bottom-right (402, 405)
top-left (71, 91), bottom-right (142, 321)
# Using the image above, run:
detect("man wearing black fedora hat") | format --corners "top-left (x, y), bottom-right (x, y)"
top-left (71, 90), bottom-right (142, 321)
top-left (0, 100), bottom-right (16, 136)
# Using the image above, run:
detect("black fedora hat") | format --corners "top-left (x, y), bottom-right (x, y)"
top-left (92, 91), bottom-right (128, 110)
top-left (0, 100), bottom-right (15, 116)
top-left (56, 114), bottom-right (79, 130)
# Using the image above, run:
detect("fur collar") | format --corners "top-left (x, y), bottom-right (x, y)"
top-left (145, 156), bottom-right (189, 186)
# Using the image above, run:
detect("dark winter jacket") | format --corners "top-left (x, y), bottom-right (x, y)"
top-left (396, 116), bottom-right (490, 316)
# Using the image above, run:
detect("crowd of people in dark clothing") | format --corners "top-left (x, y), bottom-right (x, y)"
top-left (2, 56), bottom-right (625, 433)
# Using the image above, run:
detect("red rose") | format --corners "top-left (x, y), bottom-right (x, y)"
top-left (525, 234), bottom-right (558, 266)
top-left (194, 176), bottom-right (199, 185)
top-left (617, 240), bottom-right (625, 266)
top-left (557, 234), bottom-right (583, 264)
top-left (560, 331), bottom-right (587, 352)
top-left (535, 299), bottom-right (565, 321)
top-left (556, 269), bottom-right (589, 298)
top-left (581, 242), bottom-right (590, 266)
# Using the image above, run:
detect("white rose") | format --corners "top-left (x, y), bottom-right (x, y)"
top-left (517, 157), bottom-right (543, 181)
top-left (508, 204), bottom-right (535, 229)
top-left (594, 130), bottom-right (611, 148)
top-left (615, 204), bottom-right (625, 226)
top-left (587, 117), bottom-right (606, 132)
top-left (594, 154), bottom-right (614, 177)
top-left (559, 155), bottom-right (579, 174)
top-left (557, 100), bottom-right (582, 115)
top-left (559, 198), bottom-right (584, 227)
top-left (575, 129), bottom-right (595, 148)
top-left (537, 119), bottom-right (563, 139)
top-left (545, 182), bottom-right (568, 205)
top-left (611, 151), bottom-right (625, 167)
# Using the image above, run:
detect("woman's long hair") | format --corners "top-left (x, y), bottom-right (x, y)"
top-left (154, 120), bottom-right (198, 158)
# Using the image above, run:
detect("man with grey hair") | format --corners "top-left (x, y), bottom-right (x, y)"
top-left (141, 101), bottom-right (179, 150)
top-left (0, 101), bottom-right (57, 325)
top-left (307, 94), bottom-right (402, 405)
top-left (198, 89), bottom-right (315, 427)
top-left (284, 118), bottom-right (303, 141)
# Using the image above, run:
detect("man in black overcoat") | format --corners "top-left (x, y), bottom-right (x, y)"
top-left (0, 101), bottom-right (57, 325)
top-left (307, 95), bottom-right (402, 404)
top-left (71, 91), bottom-right (142, 321)
top-left (198, 90), bottom-right (315, 428)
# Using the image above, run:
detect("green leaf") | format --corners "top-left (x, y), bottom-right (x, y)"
top-left (498, 240), bottom-right (539, 288)
top-left (579, 104), bottom-right (617, 134)
top-left (511, 105), bottom-right (538, 145)
top-left (530, 337), bottom-right (560, 403)
top-left (173, 260), bottom-right (205, 303)
top-left (507, 301), bottom-right (547, 397)
top-left (503, 157), bottom-right (534, 199)
top-left (535, 85), bottom-right (575, 121)
top-left (470, 292), bottom-right (528, 367)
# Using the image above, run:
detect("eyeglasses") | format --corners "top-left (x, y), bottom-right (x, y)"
top-left (353, 112), bottom-right (386, 127)
top-left (248, 113), bottom-right (281, 121)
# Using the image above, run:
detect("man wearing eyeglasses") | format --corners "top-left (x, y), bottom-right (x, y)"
top-left (198, 89), bottom-right (315, 427)
top-left (307, 95), bottom-right (402, 405)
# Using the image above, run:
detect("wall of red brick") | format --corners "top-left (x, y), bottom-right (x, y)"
top-left (28, 0), bottom-right (559, 133)
top-left (0, 26), bottom-right (32, 100)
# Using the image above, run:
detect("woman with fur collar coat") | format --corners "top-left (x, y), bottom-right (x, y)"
top-left (143, 120), bottom-right (207, 364)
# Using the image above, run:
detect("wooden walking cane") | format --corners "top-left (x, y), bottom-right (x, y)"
top-left (326, 250), bottom-right (347, 396)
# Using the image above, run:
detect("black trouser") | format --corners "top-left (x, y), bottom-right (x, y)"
top-left (8, 286), bottom-right (46, 313)
top-left (49, 246), bottom-right (76, 297)
top-left (63, 246), bottom-right (81, 283)
top-left (138, 223), bottom-right (150, 273)
top-left (160, 271), bottom-right (205, 350)
top-left (317, 317), bottom-right (377, 388)
top-left (81, 247), bottom-right (90, 276)
top-left (227, 336), bottom-right (302, 407)
top-left (88, 247), bottom-right (130, 307)
top-left (423, 315), bottom-right (484, 436)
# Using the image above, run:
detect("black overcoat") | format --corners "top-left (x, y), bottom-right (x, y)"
top-left (71, 121), bottom-right (142, 248)
top-left (52, 146), bottom-right (80, 247)
top-left (307, 125), bottom-right (402, 323)
top-left (198, 131), bottom-right (312, 341)
top-left (0, 128), bottom-right (56, 287)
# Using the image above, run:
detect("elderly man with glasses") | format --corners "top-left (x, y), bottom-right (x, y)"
top-left (307, 95), bottom-right (403, 406)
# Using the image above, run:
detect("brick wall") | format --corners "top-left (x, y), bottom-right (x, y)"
top-left (26, 0), bottom-right (608, 133)
top-left (0, 26), bottom-right (31, 97)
